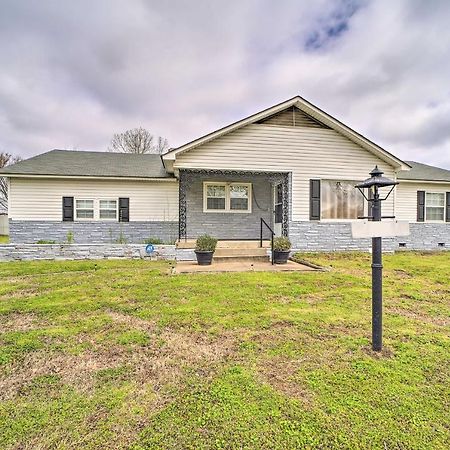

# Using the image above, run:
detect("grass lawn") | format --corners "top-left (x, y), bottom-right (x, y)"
top-left (0, 252), bottom-right (448, 449)
top-left (0, 235), bottom-right (8, 244)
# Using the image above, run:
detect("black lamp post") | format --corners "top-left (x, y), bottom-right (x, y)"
top-left (355, 166), bottom-right (398, 352)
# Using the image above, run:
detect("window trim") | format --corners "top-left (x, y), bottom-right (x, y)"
top-left (74, 197), bottom-right (119, 221)
top-left (99, 199), bottom-right (118, 221)
top-left (75, 198), bottom-right (95, 221)
top-left (203, 182), bottom-right (252, 213)
top-left (320, 179), bottom-right (366, 222)
top-left (425, 192), bottom-right (445, 222)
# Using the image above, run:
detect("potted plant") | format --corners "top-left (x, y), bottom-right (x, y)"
top-left (195, 234), bottom-right (218, 265)
top-left (273, 236), bottom-right (291, 264)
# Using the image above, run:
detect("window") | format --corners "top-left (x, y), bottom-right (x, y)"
top-left (230, 185), bottom-right (249, 211)
top-left (204, 182), bottom-right (252, 213)
top-left (425, 192), bottom-right (445, 221)
top-left (75, 199), bottom-right (94, 219)
top-left (99, 199), bottom-right (118, 220)
top-left (74, 198), bottom-right (119, 221)
top-left (321, 180), bottom-right (364, 220)
top-left (206, 184), bottom-right (226, 210)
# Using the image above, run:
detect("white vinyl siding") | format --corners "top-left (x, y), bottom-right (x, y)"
top-left (8, 178), bottom-right (179, 221)
top-left (174, 124), bottom-right (396, 221)
top-left (396, 182), bottom-right (450, 222)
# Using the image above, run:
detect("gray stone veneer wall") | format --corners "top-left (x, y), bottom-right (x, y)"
top-left (185, 173), bottom-right (272, 239)
top-left (289, 221), bottom-right (449, 252)
top-left (289, 221), bottom-right (395, 252)
top-left (9, 220), bottom-right (178, 244)
top-left (0, 244), bottom-right (177, 261)
top-left (395, 223), bottom-right (449, 251)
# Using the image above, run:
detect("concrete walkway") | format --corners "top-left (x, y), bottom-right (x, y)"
top-left (174, 260), bottom-right (317, 274)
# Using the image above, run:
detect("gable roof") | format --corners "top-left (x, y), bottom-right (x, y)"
top-left (0, 150), bottom-right (173, 179)
top-left (164, 96), bottom-right (410, 170)
top-left (398, 161), bottom-right (450, 183)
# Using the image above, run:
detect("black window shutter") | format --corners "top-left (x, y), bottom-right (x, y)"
top-left (62, 197), bottom-right (74, 221)
top-left (446, 192), bottom-right (450, 222)
top-left (119, 198), bottom-right (129, 222)
top-left (417, 191), bottom-right (425, 222)
top-left (310, 179), bottom-right (321, 221)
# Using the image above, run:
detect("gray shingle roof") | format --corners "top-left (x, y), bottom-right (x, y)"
top-left (0, 150), bottom-right (172, 179)
top-left (398, 161), bottom-right (450, 183)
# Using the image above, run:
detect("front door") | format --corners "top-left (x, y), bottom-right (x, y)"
top-left (273, 183), bottom-right (283, 236)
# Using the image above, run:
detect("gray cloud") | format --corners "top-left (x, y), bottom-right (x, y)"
top-left (0, 0), bottom-right (449, 168)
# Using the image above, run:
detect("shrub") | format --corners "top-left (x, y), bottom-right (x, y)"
top-left (273, 236), bottom-right (291, 251)
top-left (36, 240), bottom-right (56, 244)
top-left (66, 231), bottom-right (74, 244)
top-left (115, 232), bottom-right (128, 244)
top-left (195, 234), bottom-right (218, 252)
top-left (144, 237), bottom-right (164, 245)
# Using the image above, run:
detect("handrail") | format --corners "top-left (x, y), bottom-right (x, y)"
top-left (260, 218), bottom-right (275, 265)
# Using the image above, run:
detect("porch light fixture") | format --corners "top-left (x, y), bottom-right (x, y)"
top-left (355, 166), bottom-right (398, 352)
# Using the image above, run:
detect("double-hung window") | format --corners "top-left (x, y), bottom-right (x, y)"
top-left (321, 180), bottom-right (364, 220)
top-left (99, 200), bottom-right (118, 220)
top-left (205, 184), bottom-right (226, 211)
top-left (75, 199), bottom-right (94, 219)
top-left (204, 182), bottom-right (252, 213)
top-left (75, 199), bottom-right (118, 220)
top-left (425, 192), bottom-right (445, 221)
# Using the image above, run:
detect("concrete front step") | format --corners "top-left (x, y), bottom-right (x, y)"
top-left (177, 239), bottom-right (271, 249)
top-left (213, 255), bottom-right (270, 263)
top-left (214, 247), bottom-right (268, 257)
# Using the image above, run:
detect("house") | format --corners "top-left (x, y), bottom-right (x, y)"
top-left (1, 96), bottom-right (449, 252)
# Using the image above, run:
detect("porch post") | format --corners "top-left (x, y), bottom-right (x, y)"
top-left (178, 170), bottom-right (188, 241)
top-left (281, 173), bottom-right (289, 237)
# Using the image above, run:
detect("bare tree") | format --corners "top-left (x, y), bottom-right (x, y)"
top-left (156, 136), bottom-right (169, 154)
top-left (108, 127), bottom-right (169, 154)
top-left (0, 152), bottom-right (22, 210)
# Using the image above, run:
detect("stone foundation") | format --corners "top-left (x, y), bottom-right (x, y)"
top-left (0, 244), bottom-right (177, 261)
top-left (289, 221), bottom-right (449, 252)
top-left (289, 222), bottom-right (396, 252)
top-left (395, 223), bottom-right (449, 251)
top-left (9, 220), bottom-right (178, 244)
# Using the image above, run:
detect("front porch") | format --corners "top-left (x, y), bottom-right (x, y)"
top-left (178, 169), bottom-right (290, 241)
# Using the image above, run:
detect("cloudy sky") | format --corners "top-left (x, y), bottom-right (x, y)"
top-left (1, 0), bottom-right (449, 168)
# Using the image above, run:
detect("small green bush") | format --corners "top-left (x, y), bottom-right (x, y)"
top-left (144, 237), bottom-right (164, 245)
top-left (195, 234), bottom-right (218, 252)
top-left (36, 240), bottom-right (56, 244)
top-left (273, 236), bottom-right (291, 251)
top-left (115, 231), bottom-right (128, 244)
top-left (66, 231), bottom-right (74, 244)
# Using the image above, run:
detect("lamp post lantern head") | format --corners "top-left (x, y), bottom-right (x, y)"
top-left (355, 165), bottom-right (399, 190)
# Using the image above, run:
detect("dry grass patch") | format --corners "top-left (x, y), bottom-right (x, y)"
top-left (1, 311), bottom-right (238, 404)
top-left (0, 312), bottom-right (44, 333)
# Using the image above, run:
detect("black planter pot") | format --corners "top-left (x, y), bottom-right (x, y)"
top-left (195, 250), bottom-right (214, 265)
top-left (273, 250), bottom-right (290, 264)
